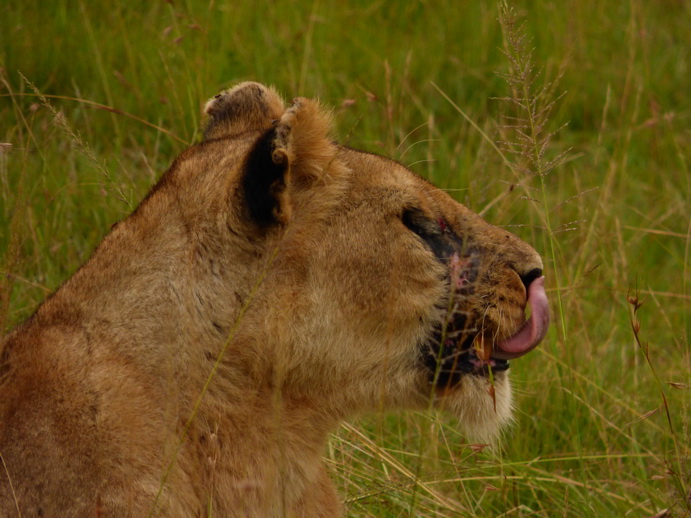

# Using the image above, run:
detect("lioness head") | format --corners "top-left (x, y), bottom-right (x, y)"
top-left (0, 82), bottom-right (548, 516)
top-left (201, 82), bottom-right (548, 439)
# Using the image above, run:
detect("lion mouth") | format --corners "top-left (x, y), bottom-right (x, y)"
top-left (423, 275), bottom-right (549, 387)
top-left (423, 336), bottom-right (511, 387)
top-left (491, 276), bottom-right (549, 360)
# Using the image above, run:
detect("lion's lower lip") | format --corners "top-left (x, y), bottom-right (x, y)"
top-left (427, 348), bottom-right (510, 386)
top-left (467, 354), bottom-right (510, 373)
top-left (491, 276), bottom-right (549, 360)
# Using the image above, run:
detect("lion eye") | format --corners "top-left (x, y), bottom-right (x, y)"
top-left (402, 209), bottom-right (441, 238)
top-left (402, 209), bottom-right (456, 261)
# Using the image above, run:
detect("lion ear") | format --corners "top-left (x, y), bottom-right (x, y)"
top-left (203, 82), bottom-right (285, 140)
top-left (242, 97), bottom-right (341, 225)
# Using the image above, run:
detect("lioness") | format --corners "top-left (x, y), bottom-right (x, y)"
top-left (0, 82), bottom-right (548, 517)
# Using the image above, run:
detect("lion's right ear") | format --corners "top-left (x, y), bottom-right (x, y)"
top-left (241, 96), bottom-right (345, 226)
top-left (203, 82), bottom-right (285, 140)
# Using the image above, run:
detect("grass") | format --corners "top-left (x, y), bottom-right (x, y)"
top-left (1, 0), bottom-right (689, 516)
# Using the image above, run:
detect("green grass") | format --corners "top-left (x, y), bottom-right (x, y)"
top-left (1, 0), bottom-right (689, 516)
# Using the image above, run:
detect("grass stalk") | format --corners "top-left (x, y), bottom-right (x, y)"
top-left (496, 1), bottom-right (568, 345)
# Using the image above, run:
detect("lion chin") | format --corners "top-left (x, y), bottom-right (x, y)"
top-left (439, 375), bottom-right (514, 444)
top-left (0, 82), bottom-right (548, 517)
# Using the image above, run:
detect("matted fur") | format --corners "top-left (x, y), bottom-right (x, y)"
top-left (0, 82), bottom-right (545, 517)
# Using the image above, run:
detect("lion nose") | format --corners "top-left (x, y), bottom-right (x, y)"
top-left (520, 267), bottom-right (543, 293)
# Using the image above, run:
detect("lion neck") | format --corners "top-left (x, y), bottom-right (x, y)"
top-left (33, 187), bottom-right (344, 515)
top-left (174, 379), bottom-right (341, 516)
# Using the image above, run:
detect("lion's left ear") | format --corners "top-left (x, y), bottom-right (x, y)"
top-left (242, 97), bottom-right (343, 225)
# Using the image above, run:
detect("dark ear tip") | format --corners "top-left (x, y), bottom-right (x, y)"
top-left (204, 82), bottom-right (267, 115)
top-left (203, 82), bottom-right (285, 140)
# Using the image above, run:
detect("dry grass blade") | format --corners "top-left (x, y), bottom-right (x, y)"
top-left (338, 423), bottom-right (468, 514)
top-left (18, 73), bottom-right (133, 210)
top-left (0, 453), bottom-right (21, 518)
top-left (495, 0), bottom-right (571, 347)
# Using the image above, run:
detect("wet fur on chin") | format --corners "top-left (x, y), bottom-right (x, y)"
top-left (439, 374), bottom-right (514, 445)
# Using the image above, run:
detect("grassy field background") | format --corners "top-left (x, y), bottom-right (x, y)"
top-left (1, 0), bottom-right (688, 516)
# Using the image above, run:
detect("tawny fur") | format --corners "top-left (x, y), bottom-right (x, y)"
top-left (0, 82), bottom-right (543, 517)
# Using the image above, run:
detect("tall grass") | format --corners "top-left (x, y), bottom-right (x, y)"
top-left (1, 0), bottom-right (689, 516)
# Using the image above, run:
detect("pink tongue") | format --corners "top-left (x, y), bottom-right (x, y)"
top-left (492, 276), bottom-right (549, 360)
